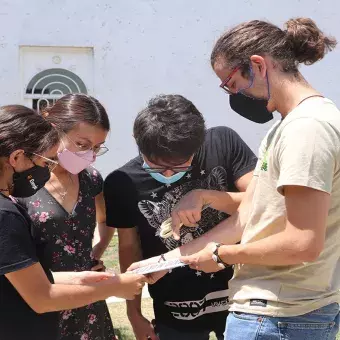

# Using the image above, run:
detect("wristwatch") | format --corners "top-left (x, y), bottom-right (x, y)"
top-left (211, 242), bottom-right (230, 269)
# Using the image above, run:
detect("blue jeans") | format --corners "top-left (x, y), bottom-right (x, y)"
top-left (224, 303), bottom-right (339, 340)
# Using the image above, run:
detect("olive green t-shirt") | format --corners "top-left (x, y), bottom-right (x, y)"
top-left (229, 97), bottom-right (340, 317)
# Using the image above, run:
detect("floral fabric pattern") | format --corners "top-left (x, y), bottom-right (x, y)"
top-left (19, 167), bottom-right (116, 340)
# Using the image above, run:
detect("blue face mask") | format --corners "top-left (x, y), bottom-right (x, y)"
top-left (142, 162), bottom-right (187, 184)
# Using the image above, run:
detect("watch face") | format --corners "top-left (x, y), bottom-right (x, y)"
top-left (212, 254), bottom-right (218, 263)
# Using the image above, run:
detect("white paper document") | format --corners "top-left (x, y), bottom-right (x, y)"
top-left (128, 258), bottom-right (187, 275)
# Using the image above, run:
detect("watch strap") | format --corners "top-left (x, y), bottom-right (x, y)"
top-left (212, 243), bottom-right (230, 269)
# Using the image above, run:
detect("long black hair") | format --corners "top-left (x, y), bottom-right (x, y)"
top-left (0, 105), bottom-right (59, 157)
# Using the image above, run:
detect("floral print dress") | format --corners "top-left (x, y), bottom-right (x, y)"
top-left (18, 167), bottom-right (116, 340)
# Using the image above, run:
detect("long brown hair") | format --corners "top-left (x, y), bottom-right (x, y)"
top-left (43, 94), bottom-right (110, 132)
top-left (211, 18), bottom-right (337, 76)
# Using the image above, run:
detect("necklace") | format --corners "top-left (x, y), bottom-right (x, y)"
top-left (0, 183), bottom-right (13, 193)
top-left (297, 94), bottom-right (324, 107)
top-left (279, 94), bottom-right (324, 123)
top-left (49, 174), bottom-right (73, 201)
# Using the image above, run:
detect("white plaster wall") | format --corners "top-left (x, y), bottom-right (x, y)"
top-left (0, 0), bottom-right (339, 177)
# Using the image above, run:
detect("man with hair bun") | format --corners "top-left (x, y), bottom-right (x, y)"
top-left (132, 18), bottom-right (340, 340)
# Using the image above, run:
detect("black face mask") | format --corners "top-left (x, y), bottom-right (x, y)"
top-left (12, 165), bottom-right (51, 198)
top-left (229, 93), bottom-right (273, 124)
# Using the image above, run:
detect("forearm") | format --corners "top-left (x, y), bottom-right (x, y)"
top-left (200, 190), bottom-right (244, 214)
top-left (165, 184), bottom-right (255, 260)
top-left (220, 229), bottom-right (320, 266)
top-left (120, 243), bottom-right (143, 317)
top-left (127, 294), bottom-right (143, 320)
top-left (44, 278), bottom-right (118, 313)
top-left (53, 272), bottom-right (84, 285)
top-left (94, 192), bottom-right (114, 246)
top-left (94, 222), bottom-right (115, 246)
top-left (165, 211), bottom-right (243, 259)
top-left (130, 180), bottom-right (257, 271)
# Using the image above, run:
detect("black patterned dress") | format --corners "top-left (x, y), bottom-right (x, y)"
top-left (19, 167), bottom-right (116, 340)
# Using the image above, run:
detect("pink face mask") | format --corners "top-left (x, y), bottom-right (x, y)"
top-left (57, 147), bottom-right (96, 175)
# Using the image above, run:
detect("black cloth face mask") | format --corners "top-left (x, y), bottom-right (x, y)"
top-left (12, 165), bottom-right (51, 198)
top-left (229, 92), bottom-right (273, 124)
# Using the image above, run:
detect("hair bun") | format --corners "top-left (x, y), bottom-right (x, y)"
top-left (284, 18), bottom-right (337, 65)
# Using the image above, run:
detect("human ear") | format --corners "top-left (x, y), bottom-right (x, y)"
top-left (250, 55), bottom-right (267, 78)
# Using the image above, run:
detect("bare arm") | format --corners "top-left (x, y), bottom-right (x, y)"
top-left (196, 170), bottom-right (254, 214)
top-left (173, 176), bottom-right (257, 257)
top-left (130, 176), bottom-right (257, 276)
top-left (194, 190), bottom-right (244, 214)
top-left (92, 193), bottom-right (115, 260)
top-left (119, 228), bottom-right (158, 339)
top-left (119, 228), bottom-right (144, 318)
top-left (53, 271), bottom-right (95, 285)
top-left (207, 171), bottom-right (254, 213)
top-left (203, 171), bottom-right (253, 213)
top-left (52, 271), bottom-right (115, 285)
top-left (170, 171), bottom-right (254, 238)
top-left (5, 262), bottom-right (147, 314)
top-left (235, 171), bottom-right (254, 192)
top-left (218, 185), bottom-right (329, 266)
top-left (216, 118), bottom-right (333, 267)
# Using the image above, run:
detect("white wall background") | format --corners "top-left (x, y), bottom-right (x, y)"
top-left (0, 0), bottom-right (339, 177)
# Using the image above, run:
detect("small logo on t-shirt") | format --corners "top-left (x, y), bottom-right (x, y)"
top-left (260, 150), bottom-right (268, 172)
top-left (250, 299), bottom-right (267, 307)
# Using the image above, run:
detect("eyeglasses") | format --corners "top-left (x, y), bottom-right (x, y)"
top-left (92, 145), bottom-right (109, 156)
top-left (63, 134), bottom-right (109, 157)
top-left (140, 152), bottom-right (193, 174)
top-left (29, 153), bottom-right (59, 171)
top-left (220, 65), bottom-right (255, 96)
top-left (143, 165), bottom-right (193, 174)
top-left (219, 66), bottom-right (241, 94)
